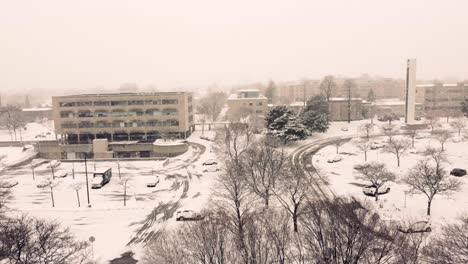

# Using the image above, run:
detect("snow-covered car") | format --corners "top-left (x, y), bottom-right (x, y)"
top-left (35, 134), bottom-right (46, 138)
top-left (200, 136), bottom-right (212, 142)
top-left (202, 159), bottom-right (217, 166)
top-left (409, 148), bottom-right (420, 154)
top-left (176, 210), bottom-right (204, 221)
top-left (203, 166), bottom-right (220, 173)
top-left (146, 176), bottom-right (160, 187)
top-left (382, 126), bottom-right (394, 131)
top-left (354, 163), bottom-right (370, 170)
top-left (327, 155), bottom-right (342, 163)
top-left (341, 127), bottom-right (349, 131)
top-left (57, 171), bottom-right (68, 178)
top-left (0, 180), bottom-right (19, 188)
top-left (370, 142), bottom-right (385, 150)
top-left (398, 221), bottom-right (431, 233)
top-left (450, 168), bottom-right (467, 177)
top-left (415, 135), bottom-right (425, 139)
top-left (362, 184), bottom-right (391, 196)
top-left (36, 180), bottom-right (52, 188)
top-left (47, 160), bottom-right (61, 168)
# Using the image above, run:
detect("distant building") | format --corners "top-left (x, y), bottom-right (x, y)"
top-left (277, 81), bottom-right (320, 104)
top-left (226, 90), bottom-right (268, 121)
top-left (52, 92), bottom-right (194, 144)
top-left (375, 98), bottom-right (423, 119)
top-left (21, 107), bottom-right (53, 122)
top-left (416, 82), bottom-right (468, 113)
top-left (328, 97), bottom-right (363, 121)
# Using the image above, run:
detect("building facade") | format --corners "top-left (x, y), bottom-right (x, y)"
top-left (328, 97), bottom-right (363, 121)
top-left (226, 90), bottom-right (268, 121)
top-left (52, 92), bottom-right (194, 144)
top-left (416, 82), bottom-right (468, 113)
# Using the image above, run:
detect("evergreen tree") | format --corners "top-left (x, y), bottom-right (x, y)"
top-left (265, 106), bottom-right (294, 130)
top-left (269, 116), bottom-right (308, 143)
top-left (265, 80), bottom-right (276, 104)
top-left (461, 102), bottom-right (468, 117)
top-left (301, 95), bottom-right (329, 132)
top-left (367, 89), bottom-right (376, 103)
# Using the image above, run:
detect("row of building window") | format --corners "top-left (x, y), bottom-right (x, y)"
top-left (425, 98), bottom-right (464, 102)
top-left (59, 99), bottom-right (179, 107)
top-left (241, 102), bottom-right (264, 106)
top-left (60, 109), bottom-right (178, 118)
top-left (62, 119), bottom-right (180, 129)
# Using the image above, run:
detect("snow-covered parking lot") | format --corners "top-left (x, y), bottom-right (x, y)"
top-left (0, 131), bottom-right (219, 263)
top-left (314, 131), bottom-right (468, 228)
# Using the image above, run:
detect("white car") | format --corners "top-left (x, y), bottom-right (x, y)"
top-left (362, 183), bottom-right (391, 196)
top-left (176, 210), bottom-right (204, 221)
top-left (203, 166), bottom-right (220, 173)
top-left (47, 160), bottom-right (61, 168)
top-left (341, 127), bottom-right (349, 131)
top-left (415, 135), bottom-right (425, 139)
top-left (202, 159), bottom-right (217, 166)
top-left (56, 171), bottom-right (68, 178)
top-left (146, 176), bottom-right (160, 187)
top-left (0, 180), bottom-right (19, 188)
top-left (398, 221), bottom-right (432, 233)
top-left (370, 142), bottom-right (385, 150)
top-left (327, 155), bottom-right (342, 163)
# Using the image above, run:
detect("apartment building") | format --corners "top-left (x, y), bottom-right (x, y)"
top-left (416, 82), bottom-right (468, 113)
top-left (226, 90), bottom-right (268, 121)
top-left (52, 92), bottom-right (194, 144)
top-left (328, 97), bottom-right (363, 121)
top-left (277, 81), bottom-right (320, 104)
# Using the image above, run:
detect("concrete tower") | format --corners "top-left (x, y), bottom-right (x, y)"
top-left (405, 58), bottom-right (417, 123)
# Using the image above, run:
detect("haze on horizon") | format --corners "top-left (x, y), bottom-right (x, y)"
top-left (0, 0), bottom-right (467, 93)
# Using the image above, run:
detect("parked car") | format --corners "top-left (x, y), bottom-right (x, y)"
top-left (415, 135), bottom-right (425, 139)
top-left (91, 168), bottom-right (112, 189)
top-left (146, 176), bottom-right (160, 187)
top-left (450, 168), bottom-right (467, 177)
top-left (203, 166), bottom-right (220, 173)
top-left (35, 134), bottom-right (46, 138)
top-left (47, 160), bottom-right (61, 168)
top-left (200, 136), bottom-right (212, 142)
top-left (362, 184), bottom-right (391, 196)
top-left (327, 155), bottom-right (342, 163)
top-left (398, 221), bottom-right (431, 233)
top-left (203, 159), bottom-right (217, 166)
top-left (370, 142), bottom-right (385, 150)
top-left (57, 171), bottom-right (68, 178)
top-left (354, 163), bottom-right (370, 170)
top-left (341, 127), bottom-right (349, 131)
top-left (176, 210), bottom-right (204, 221)
top-left (0, 180), bottom-right (19, 188)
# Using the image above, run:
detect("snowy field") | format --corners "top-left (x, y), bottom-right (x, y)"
top-left (0, 130), bottom-right (219, 263)
top-left (0, 120), bottom-right (56, 141)
top-left (314, 126), bottom-right (468, 229)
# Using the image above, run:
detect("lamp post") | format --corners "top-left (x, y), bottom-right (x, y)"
top-left (84, 153), bottom-right (91, 206)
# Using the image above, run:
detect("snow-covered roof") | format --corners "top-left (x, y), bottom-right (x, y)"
top-left (237, 89), bottom-right (261, 92)
top-left (153, 139), bottom-right (185, 146)
top-left (375, 98), bottom-right (405, 106)
top-left (443, 84), bottom-right (458, 87)
top-left (290, 101), bottom-right (305, 106)
top-left (93, 168), bottom-right (110, 174)
top-left (22, 107), bottom-right (52, 112)
top-left (329, 97), bottom-right (362, 101)
top-left (416, 84), bottom-right (435, 88)
top-left (109, 141), bottom-right (139, 145)
top-left (228, 94), bottom-right (267, 100)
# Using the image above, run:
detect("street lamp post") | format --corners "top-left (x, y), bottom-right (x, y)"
top-left (84, 154), bottom-right (91, 206)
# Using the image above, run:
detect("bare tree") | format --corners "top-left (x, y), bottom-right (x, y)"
top-left (120, 176), bottom-right (131, 206)
top-left (450, 117), bottom-right (466, 136)
top-left (355, 139), bottom-right (371, 161)
top-left (423, 216), bottom-right (468, 263)
top-left (243, 140), bottom-right (286, 208)
top-left (354, 162), bottom-right (396, 201)
top-left (70, 182), bottom-right (83, 207)
top-left (425, 112), bottom-right (440, 132)
top-left (141, 231), bottom-right (190, 264)
top-left (403, 159), bottom-right (462, 215)
top-left (432, 130), bottom-right (452, 151)
top-left (274, 165), bottom-right (310, 232)
top-left (197, 92), bottom-right (227, 123)
top-left (0, 179), bottom-right (13, 209)
top-left (36, 178), bottom-right (60, 207)
top-left (406, 126), bottom-right (419, 148)
top-left (383, 137), bottom-right (411, 167)
top-left (359, 123), bottom-right (374, 139)
top-left (319, 75), bottom-right (336, 102)
top-left (0, 215), bottom-right (89, 264)
top-left (216, 123), bottom-right (253, 167)
top-left (334, 140), bottom-right (346, 154)
top-left (0, 106), bottom-right (24, 141)
top-left (422, 146), bottom-right (448, 172)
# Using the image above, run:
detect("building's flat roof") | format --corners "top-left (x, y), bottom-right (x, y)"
top-left (237, 89), bottom-right (261, 92)
top-left (93, 168), bottom-right (110, 174)
top-left (53, 92), bottom-right (190, 99)
top-left (329, 97), bottom-right (362, 101)
top-left (228, 94), bottom-right (267, 100)
top-left (22, 107), bottom-right (52, 112)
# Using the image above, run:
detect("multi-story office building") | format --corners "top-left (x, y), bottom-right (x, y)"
top-left (227, 90), bottom-right (268, 121)
top-left (277, 81), bottom-right (320, 104)
top-left (52, 92), bottom-right (194, 144)
top-left (416, 82), bottom-right (468, 113)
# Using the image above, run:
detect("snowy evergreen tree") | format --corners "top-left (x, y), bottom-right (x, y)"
top-left (301, 95), bottom-right (329, 132)
top-left (269, 116), bottom-right (308, 143)
top-left (265, 105), bottom-right (295, 130)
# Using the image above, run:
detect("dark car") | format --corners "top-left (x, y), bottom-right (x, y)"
top-left (450, 168), bottom-right (467, 177)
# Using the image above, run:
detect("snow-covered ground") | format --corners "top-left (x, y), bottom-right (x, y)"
top-left (314, 128), bottom-right (468, 228)
top-left (0, 120), bottom-right (56, 141)
top-left (0, 130), bottom-right (219, 263)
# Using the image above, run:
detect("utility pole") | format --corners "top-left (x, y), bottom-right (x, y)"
top-left (84, 154), bottom-right (90, 206)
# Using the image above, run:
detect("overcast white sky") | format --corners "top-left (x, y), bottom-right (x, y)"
top-left (0, 0), bottom-right (467, 92)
